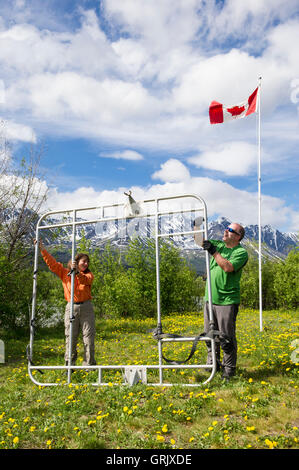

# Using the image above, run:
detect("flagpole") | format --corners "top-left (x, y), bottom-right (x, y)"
top-left (258, 77), bottom-right (263, 332)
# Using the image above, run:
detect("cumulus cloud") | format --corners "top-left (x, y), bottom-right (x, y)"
top-left (188, 141), bottom-right (259, 176)
top-left (0, 117), bottom-right (36, 143)
top-left (99, 149), bottom-right (143, 160)
top-left (0, 1), bottom-right (299, 151)
top-left (0, 1), bottom-right (298, 233)
top-left (152, 158), bottom-right (190, 183)
top-left (44, 176), bottom-right (298, 232)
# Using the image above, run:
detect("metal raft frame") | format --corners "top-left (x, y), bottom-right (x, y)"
top-left (28, 194), bottom-right (217, 387)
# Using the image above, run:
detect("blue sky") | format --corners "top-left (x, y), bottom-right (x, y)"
top-left (1, 0), bottom-right (299, 232)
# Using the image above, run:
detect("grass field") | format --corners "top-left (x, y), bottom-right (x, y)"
top-left (0, 309), bottom-right (298, 450)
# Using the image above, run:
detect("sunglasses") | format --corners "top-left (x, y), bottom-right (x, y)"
top-left (226, 227), bottom-right (241, 236)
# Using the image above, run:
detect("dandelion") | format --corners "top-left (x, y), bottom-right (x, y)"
top-left (13, 437), bottom-right (19, 445)
top-left (29, 426), bottom-right (36, 432)
top-left (189, 437), bottom-right (195, 443)
top-left (246, 426), bottom-right (255, 432)
top-left (265, 438), bottom-right (277, 449)
top-left (170, 439), bottom-right (176, 445)
top-left (123, 406), bottom-right (128, 412)
top-left (248, 378), bottom-right (253, 383)
top-left (156, 434), bottom-right (165, 442)
top-left (161, 424), bottom-right (168, 433)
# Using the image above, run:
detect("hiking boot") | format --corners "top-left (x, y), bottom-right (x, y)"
top-left (221, 368), bottom-right (235, 381)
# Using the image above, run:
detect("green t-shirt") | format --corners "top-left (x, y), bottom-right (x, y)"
top-left (205, 240), bottom-right (248, 305)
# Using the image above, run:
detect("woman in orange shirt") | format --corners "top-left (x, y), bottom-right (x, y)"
top-left (35, 240), bottom-right (96, 368)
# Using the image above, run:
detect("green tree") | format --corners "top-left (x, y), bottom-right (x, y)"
top-left (273, 250), bottom-right (299, 309)
top-left (240, 257), bottom-right (259, 309)
top-left (0, 135), bottom-right (48, 329)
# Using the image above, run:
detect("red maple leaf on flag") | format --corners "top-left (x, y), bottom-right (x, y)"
top-left (227, 105), bottom-right (245, 116)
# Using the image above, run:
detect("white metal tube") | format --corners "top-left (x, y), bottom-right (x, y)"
top-left (29, 228), bottom-right (40, 361)
top-left (258, 77), bottom-right (263, 332)
top-left (67, 209), bottom-right (76, 383)
top-left (155, 198), bottom-right (163, 385)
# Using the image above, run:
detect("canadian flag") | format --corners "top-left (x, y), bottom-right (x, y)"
top-left (209, 87), bottom-right (259, 124)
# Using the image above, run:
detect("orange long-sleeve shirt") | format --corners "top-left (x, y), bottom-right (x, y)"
top-left (41, 249), bottom-right (94, 303)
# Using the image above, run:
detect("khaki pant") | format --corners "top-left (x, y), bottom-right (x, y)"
top-left (204, 302), bottom-right (239, 374)
top-left (65, 300), bottom-right (96, 366)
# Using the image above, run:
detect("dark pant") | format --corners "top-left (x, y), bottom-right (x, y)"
top-left (204, 302), bottom-right (239, 374)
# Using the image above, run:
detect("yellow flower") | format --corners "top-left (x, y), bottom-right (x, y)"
top-left (13, 437), bottom-right (19, 445)
top-left (46, 440), bottom-right (52, 446)
top-left (161, 424), bottom-right (168, 433)
top-left (189, 437), bottom-right (194, 443)
top-left (156, 434), bottom-right (165, 442)
top-left (29, 426), bottom-right (36, 432)
top-left (123, 406), bottom-right (128, 412)
top-left (248, 378), bottom-right (253, 383)
top-left (246, 426), bottom-right (255, 432)
top-left (170, 439), bottom-right (176, 445)
top-left (265, 438), bottom-right (277, 449)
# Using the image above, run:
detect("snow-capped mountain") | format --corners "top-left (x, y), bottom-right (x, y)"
top-left (2, 209), bottom-right (298, 264)
top-left (35, 212), bottom-right (298, 258)
top-left (208, 217), bottom-right (298, 259)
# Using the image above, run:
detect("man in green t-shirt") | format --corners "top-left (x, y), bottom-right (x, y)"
top-left (203, 223), bottom-right (248, 381)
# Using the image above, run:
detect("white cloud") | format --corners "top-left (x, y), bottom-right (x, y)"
top-left (0, 1), bottom-right (298, 234)
top-left (152, 159), bottom-right (190, 183)
top-left (0, 117), bottom-right (36, 143)
top-left (100, 149), bottom-right (143, 160)
top-left (1, 3), bottom-right (299, 153)
top-left (188, 141), bottom-right (259, 176)
top-left (44, 176), bottom-right (298, 232)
